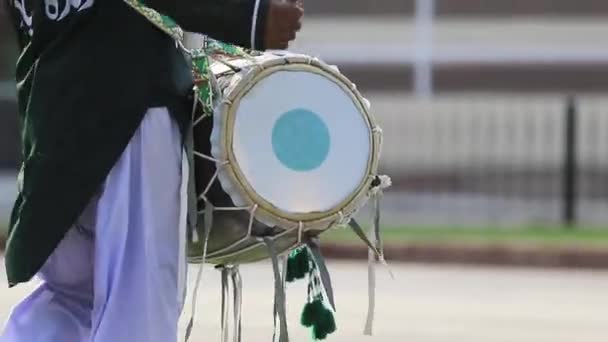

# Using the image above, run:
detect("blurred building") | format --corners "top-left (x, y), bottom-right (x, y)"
top-left (1, 1), bottom-right (607, 225)
top-left (1, 11), bottom-right (18, 170)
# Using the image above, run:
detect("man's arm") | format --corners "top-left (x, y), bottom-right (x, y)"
top-left (145, 0), bottom-right (302, 50)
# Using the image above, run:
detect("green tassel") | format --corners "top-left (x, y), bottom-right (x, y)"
top-left (300, 298), bottom-right (324, 327)
top-left (296, 247), bottom-right (311, 275)
top-left (297, 247), bottom-right (337, 340)
top-left (301, 298), bottom-right (338, 340)
top-left (287, 247), bottom-right (311, 283)
top-left (312, 305), bottom-right (337, 340)
top-left (286, 256), bottom-right (298, 282)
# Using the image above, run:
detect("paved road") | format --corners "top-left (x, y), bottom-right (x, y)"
top-left (0, 260), bottom-right (606, 342)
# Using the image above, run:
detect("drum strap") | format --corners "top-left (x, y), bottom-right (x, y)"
top-left (348, 218), bottom-right (380, 335)
top-left (184, 202), bottom-right (214, 341)
top-left (264, 237), bottom-right (290, 342)
top-left (120, 0), bottom-right (221, 116)
top-left (232, 268), bottom-right (244, 342)
top-left (221, 268), bottom-right (230, 342)
top-left (185, 112), bottom-right (199, 261)
top-left (365, 194), bottom-right (381, 336)
top-left (348, 186), bottom-right (395, 336)
top-left (220, 266), bottom-right (243, 342)
top-left (122, 0), bottom-right (184, 42)
top-left (306, 239), bottom-right (336, 312)
top-left (348, 219), bottom-right (383, 260)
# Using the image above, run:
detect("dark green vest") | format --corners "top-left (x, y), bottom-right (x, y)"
top-left (5, 0), bottom-right (193, 286)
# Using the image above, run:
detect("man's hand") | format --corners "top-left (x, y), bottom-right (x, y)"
top-left (264, 0), bottom-right (304, 50)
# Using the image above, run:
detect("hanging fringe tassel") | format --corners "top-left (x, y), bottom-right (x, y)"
top-left (349, 175), bottom-right (394, 337)
top-left (232, 268), bottom-right (243, 342)
top-left (312, 302), bottom-right (337, 341)
top-left (264, 238), bottom-right (290, 342)
top-left (300, 282), bottom-right (337, 341)
top-left (185, 202), bottom-right (214, 341)
top-left (364, 194), bottom-right (381, 335)
top-left (221, 268), bottom-right (230, 342)
top-left (300, 298), bottom-right (323, 328)
top-left (219, 266), bottom-right (243, 342)
top-left (286, 247), bottom-right (311, 283)
top-left (302, 297), bottom-right (336, 341)
top-left (306, 239), bottom-right (336, 312)
top-left (298, 242), bottom-right (337, 341)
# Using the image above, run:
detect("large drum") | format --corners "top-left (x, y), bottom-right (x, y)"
top-left (187, 38), bottom-right (384, 266)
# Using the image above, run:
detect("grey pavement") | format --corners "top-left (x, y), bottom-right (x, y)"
top-left (0, 260), bottom-right (607, 342)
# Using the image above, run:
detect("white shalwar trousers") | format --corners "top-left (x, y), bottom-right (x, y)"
top-left (1, 108), bottom-right (189, 342)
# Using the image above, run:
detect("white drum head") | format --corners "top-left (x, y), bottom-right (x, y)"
top-left (226, 66), bottom-right (371, 214)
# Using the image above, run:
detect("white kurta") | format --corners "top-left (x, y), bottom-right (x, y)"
top-left (1, 107), bottom-right (188, 342)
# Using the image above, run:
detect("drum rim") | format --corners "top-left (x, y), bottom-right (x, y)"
top-left (214, 56), bottom-right (381, 226)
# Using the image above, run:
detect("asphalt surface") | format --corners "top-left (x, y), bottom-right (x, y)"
top-left (0, 260), bottom-right (607, 342)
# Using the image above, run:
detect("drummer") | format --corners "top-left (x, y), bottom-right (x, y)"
top-left (1, 0), bottom-right (303, 341)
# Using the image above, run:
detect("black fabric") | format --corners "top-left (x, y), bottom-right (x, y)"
top-left (5, 0), bottom-right (265, 286)
top-left (5, 0), bottom-right (188, 286)
top-left (3, 0), bottom-right (25, 49)
top-left (6, 0), bottom-right (195, 286)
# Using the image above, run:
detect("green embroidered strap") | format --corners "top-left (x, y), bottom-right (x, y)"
top-left (123, 0), bottom-right (184, 42)
top-left (206, 39), bottom-right (252, 57)
top-left (122, 0), bottom-right (257, 116)
top-left (122, 0), bottom-right (215, 114)
top-left (190, 50), bottom-right (214, 116)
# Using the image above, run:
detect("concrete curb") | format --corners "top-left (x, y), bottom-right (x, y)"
top-left (321, 243), bottom-right (608, 270)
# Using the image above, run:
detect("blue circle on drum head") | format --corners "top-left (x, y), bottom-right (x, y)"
top-left (272, 109), bottom-right (331, 172)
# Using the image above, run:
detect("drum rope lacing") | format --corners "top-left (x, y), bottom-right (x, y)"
top-left (187, 97), bottom-right (314, 342)
top-left (122, 2), bottom-right (394, 340)
top-left (119, 3), bottom-right (300, 342)
top-left (219, 265), bottom-right (243, 342)
top-left (189, 105), bottom-right (351, 342)
top-left (348, 175), bottom-right (394, 335)
top-left (188, 72), bottom-right (392, 340)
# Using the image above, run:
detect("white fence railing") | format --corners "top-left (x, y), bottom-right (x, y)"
top-left (291, 0), bottom-right (608, 97)
top-left (371, 94), bottom-right (608, 171)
